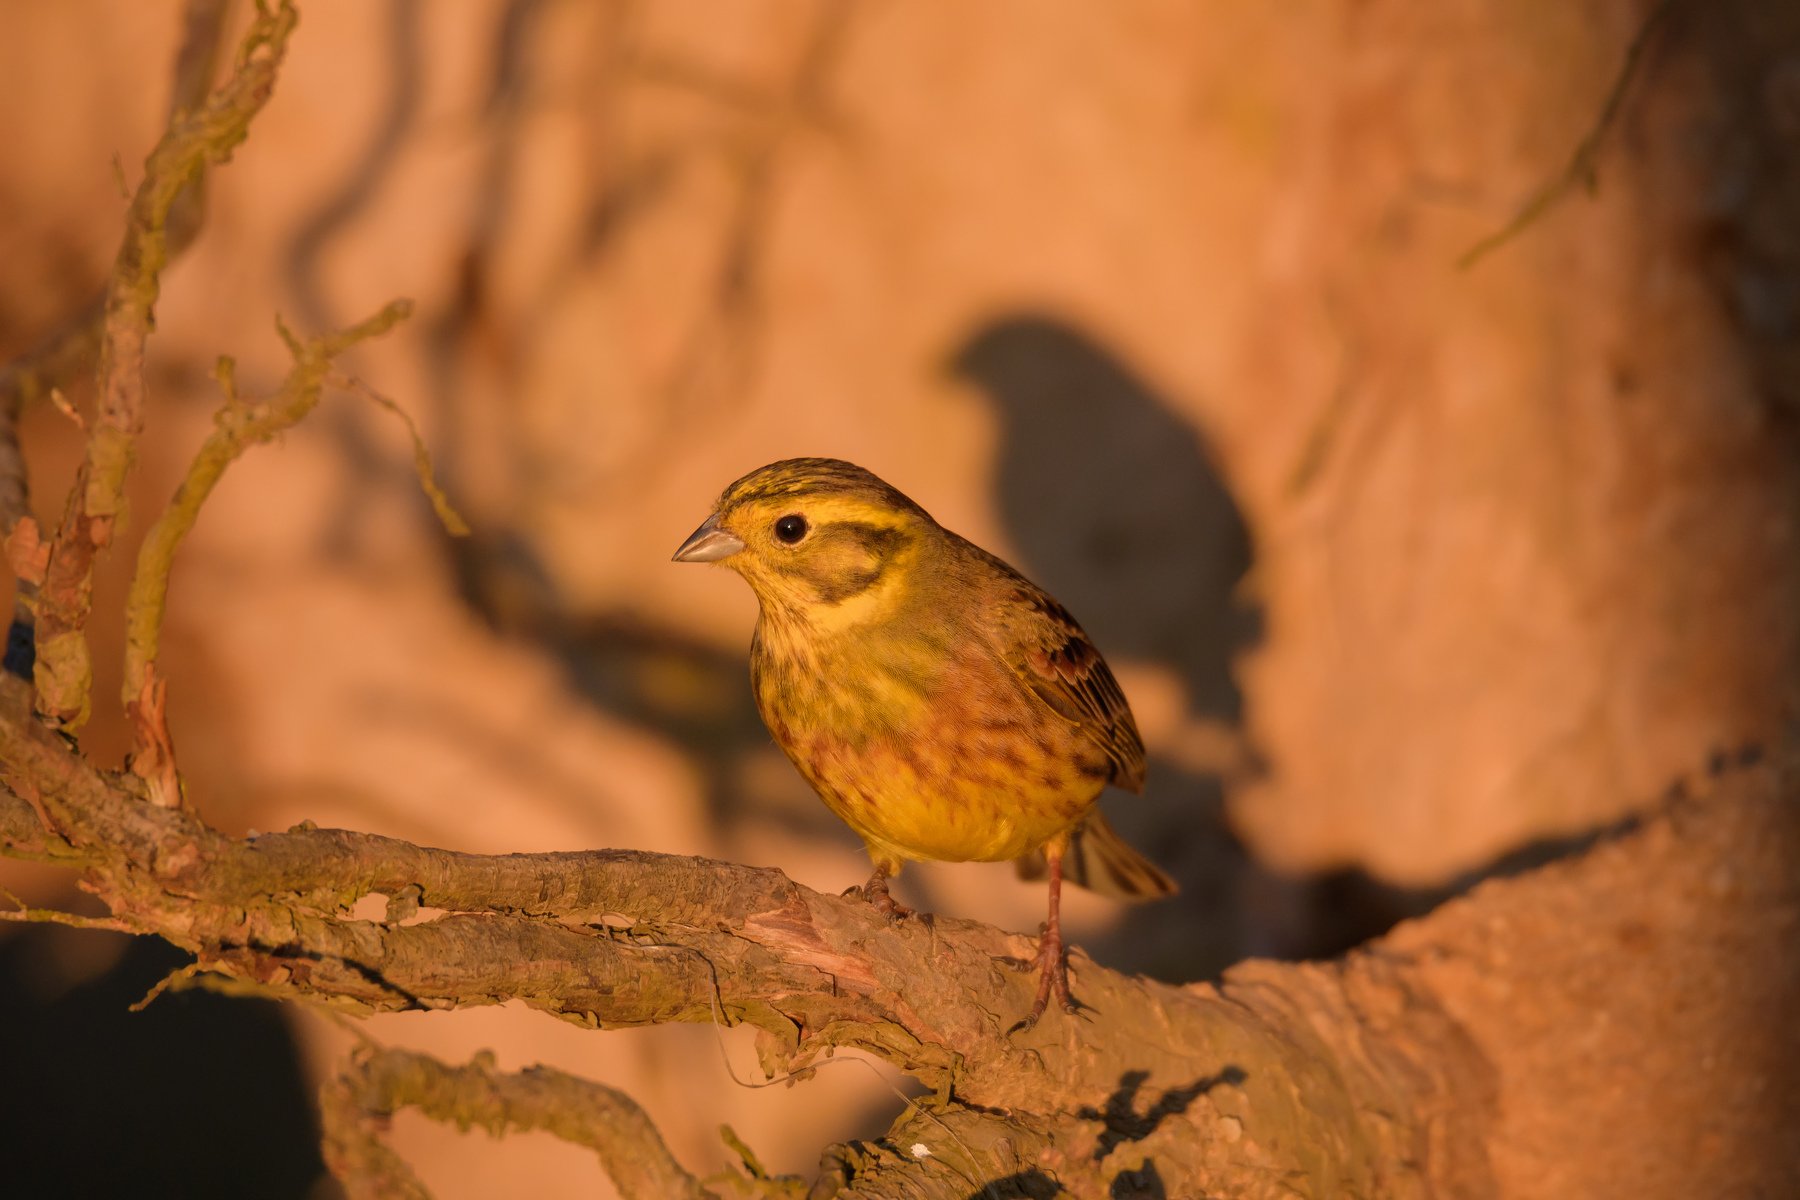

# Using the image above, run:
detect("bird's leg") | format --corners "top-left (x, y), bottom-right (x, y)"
top-left (846, 858), bottom-right (914, 921)
top-left (1011, 838), bottom-right (1079, 1033)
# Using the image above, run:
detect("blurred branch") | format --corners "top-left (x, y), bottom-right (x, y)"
top-left (328, 372), bottom-right (470, 537)
top-left (658, 0), bottom-right (854, 414)
top-left (0, 305), bottom-right (106, 430)
top-left (0, 0), bottom-right (232, 422)
top-left (1459, 0), bottom-right (1677, 269)
top-left (35, 0), bottom-right (299, 729)
top-left (320, 1046), bottom-right (784, 1200)
top-left (285, 0), bottom-right (422, 332)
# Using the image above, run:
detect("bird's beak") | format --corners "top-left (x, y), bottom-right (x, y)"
top-left (671, 513), bottom-right (746, 563)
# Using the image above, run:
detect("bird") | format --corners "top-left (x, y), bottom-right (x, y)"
top-left (672, 457), bottom-right (1174, 1029)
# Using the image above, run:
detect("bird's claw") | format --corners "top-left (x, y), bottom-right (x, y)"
top-left (845, 876), bottom-right (917, 923)
top-left (1005, 922), bottom-right (1088, 1035)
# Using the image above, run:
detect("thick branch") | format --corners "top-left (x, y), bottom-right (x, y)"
top-left (35, 0), bottom-right (299, 727)
top-left (4, 665), bottom-right (1792, 1195)
top-left (0, 669), bottom-right (1480, 1197)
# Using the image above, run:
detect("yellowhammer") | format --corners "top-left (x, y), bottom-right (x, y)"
top-left (673, 457), bottom-right (1174, 1028)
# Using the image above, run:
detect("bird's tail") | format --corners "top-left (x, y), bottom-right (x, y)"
top-left (1015, 810), bottom-right (1177, 901)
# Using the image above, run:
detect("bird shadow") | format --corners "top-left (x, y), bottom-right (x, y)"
top-left (1077, 1066), bottom-right (1249, 1162)
top-left (948, 314), bottom-right (1259, 724)
top-left (948, 312), bottom-right (1266, 978)
top-left (944, 311), bottom-right (1710, 979)
top-left (950, 1067), bottom-right (1245, 1198)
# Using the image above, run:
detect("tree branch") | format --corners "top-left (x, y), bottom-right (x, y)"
top-left (35, 0), bottom-right (299, 728)
top-left (0, 660), bottom-right (1496, 1197)
top-left (0, 0), bottom-right (233, 423)
top-left (0, 0), bottom-right (239, 691)
top-left (5, 655), bottom-right (1795, 1195)
top-left (1458, 0), bottom-right (1678, 269)
top-left (319, 1046), bottom-right (776, 1200)
top-left (117, 300), bottom-right (414, 806)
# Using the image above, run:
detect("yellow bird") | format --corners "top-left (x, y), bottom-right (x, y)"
top-left (673, 458), bottom-right (1174, 1028)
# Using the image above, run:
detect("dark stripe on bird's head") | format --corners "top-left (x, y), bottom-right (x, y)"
top-left (767, 520), bottom-right (909, 605)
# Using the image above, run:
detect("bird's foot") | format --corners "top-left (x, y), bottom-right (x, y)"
top-left (1007, 922), bottom-right (1089, 1035)
top-left (844, 872), bottom-right (917, 923)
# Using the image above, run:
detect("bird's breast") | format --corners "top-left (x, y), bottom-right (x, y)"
top-left (750, 615), bottom-right (1108, 863)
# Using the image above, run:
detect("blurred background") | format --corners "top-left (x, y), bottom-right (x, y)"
top-left (1, 1), bottom-right (1796, 1195)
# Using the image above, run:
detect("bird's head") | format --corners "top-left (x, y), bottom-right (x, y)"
top-left (672, 458), bottom-right (935, 619)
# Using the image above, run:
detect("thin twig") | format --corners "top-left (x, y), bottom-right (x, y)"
top-left (1458, 0), bottom-right (1678, 269)
top-left (328, 372), bottom-right (470, 536)
top-left (119, 300), bottom-right (414, 805)
top-left (0, 0), bottom-right (233, 422)
top-left (0, 885), bottom-right (132, 933)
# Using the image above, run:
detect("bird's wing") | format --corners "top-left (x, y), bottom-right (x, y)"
top-left (982, 565), bottom-right (1147, 793)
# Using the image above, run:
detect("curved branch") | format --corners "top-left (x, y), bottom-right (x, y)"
top-left (117, 301), bottom-right (414, 807)
top-left (319, 1046), bottom-right (752, 1200)
top-left (122, 301), bottom-right (413, 714)
top-left (1458, 0), bottom-right (1677, 269)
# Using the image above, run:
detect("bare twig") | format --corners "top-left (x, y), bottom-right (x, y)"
top-left (1459, 0), bottom-right (1678, 269)
top-left (320, 1046), bottom-right (769, 1200)
top-left (35, 0), bottom-right (299, 728)
top-left (0, 0), bottom-right (233, 424)
top-left (0, 0), bottom-right (237, 693)
top-left (0, 885), bottom-right (131, 932)
top-left (118, 300), bottom-right (414, 805)
top-left (329, 372), bottom-right (470, 536)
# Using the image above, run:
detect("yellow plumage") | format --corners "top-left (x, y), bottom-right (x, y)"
top-left (673, 457), bottom-right (1173, 1027)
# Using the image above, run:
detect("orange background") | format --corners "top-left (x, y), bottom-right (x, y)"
top-left (1, 2), bottom-right (1794, 1195)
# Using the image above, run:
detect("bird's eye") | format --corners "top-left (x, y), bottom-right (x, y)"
top-left (774, 514), bottom-right (808, 544)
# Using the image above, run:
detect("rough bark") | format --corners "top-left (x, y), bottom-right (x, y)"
top-left (0, 674), bottom-right (1460, 1196)
top-left (4, 678), bottom-right (1796, 1196)
top-left (33, 0), bottom-right (297, 728)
